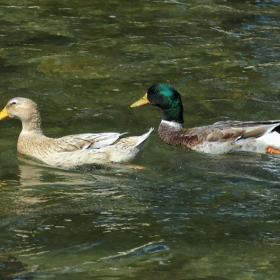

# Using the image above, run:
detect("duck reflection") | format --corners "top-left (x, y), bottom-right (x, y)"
top-left (18, 156), bottom-right (109, 187)
top-left (17, 154), bottom-right (136, 188)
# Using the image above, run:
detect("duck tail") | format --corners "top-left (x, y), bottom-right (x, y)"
top-left (135, 127), bottom-right (154, 147)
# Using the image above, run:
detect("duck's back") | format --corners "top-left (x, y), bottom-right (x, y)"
top-left (158, 120), bottom-right (280, 154)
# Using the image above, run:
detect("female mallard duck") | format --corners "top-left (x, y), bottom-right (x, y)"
top-left (0, 97), bottom-right (153, 169)
top-left (131, 83), bottom-right (280, 155)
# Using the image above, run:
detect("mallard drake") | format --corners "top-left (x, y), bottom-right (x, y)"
top-left (131, 83), bottom-right (280, 155)
top-left (0, 97), bottom-right (153, 169)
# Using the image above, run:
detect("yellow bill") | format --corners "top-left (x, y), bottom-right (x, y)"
top-left (0, 107), bottom-right (9, 120)
top-left (130, 93), bottom-right (150, 108)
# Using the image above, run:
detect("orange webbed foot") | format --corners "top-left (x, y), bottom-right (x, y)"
top-left (266, 146), bottom-right (280, 155)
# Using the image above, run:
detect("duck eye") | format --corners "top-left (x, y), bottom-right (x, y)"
top-left (10, 101), bottom-right (17, 105)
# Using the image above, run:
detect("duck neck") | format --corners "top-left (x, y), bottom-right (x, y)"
top-left (162, 102), bottom-right (184, 125)
top-left (21, 111), bottom-right (43, 134)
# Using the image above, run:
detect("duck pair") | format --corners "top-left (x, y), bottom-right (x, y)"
top-left (1, 84), bottom-right (280, 169)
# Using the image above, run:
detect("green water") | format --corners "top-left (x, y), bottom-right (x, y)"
top-left (0, 0), bottom-right (280, 279)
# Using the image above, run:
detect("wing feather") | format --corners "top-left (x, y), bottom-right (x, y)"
top-left (53, 132), bottom-right (127, 152)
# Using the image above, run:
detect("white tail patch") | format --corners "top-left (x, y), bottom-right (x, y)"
top-left (135, 127), bottom-right (154, 147)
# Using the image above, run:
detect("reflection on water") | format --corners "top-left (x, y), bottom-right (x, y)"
top-left (0, 0), bottom-right (280, 279)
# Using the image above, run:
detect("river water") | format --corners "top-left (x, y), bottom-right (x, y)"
top-left (0, 0), bottom-right (280, 279)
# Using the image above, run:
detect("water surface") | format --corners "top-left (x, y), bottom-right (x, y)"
top-left (0, 0), bottom-right (280, 279)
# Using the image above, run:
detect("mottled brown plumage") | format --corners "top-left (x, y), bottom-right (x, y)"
top-left (158, 121), bottom-right (201, 147)
top-left (0, 97), bottom-right (153, 169)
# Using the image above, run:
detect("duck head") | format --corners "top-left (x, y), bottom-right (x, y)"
top-left (131, 84), bottom-right (184, 124)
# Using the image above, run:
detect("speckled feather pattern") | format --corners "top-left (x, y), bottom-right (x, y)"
top-left (1, 97), bottom-right (153, 168)
top-left (159, 120), bottom-right (280, 154)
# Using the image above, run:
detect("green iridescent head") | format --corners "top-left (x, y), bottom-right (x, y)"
top-left (131, 84), bottom-right (184, 124)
